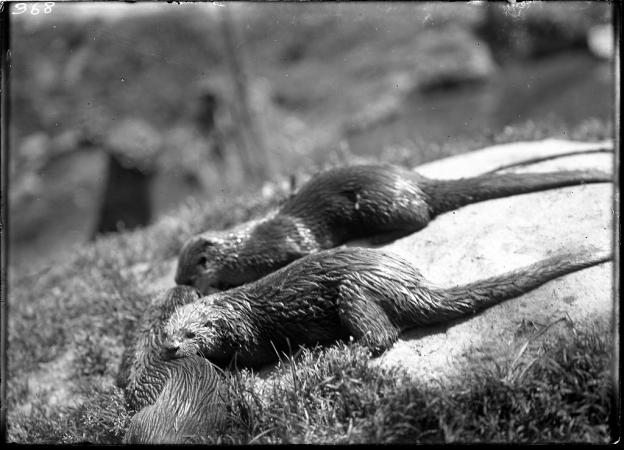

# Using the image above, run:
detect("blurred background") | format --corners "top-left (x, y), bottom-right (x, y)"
top-left (7, 1), bottom-right (613, 275)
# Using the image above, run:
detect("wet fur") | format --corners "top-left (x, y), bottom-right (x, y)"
top-left (117, 286), bottom-right (227, 443)
top-left (164, 246), bottom-right (612, 368)
top-left (175, 164), bottom-right (611, 293)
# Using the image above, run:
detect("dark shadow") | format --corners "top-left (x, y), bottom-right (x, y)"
top-left (91, 153), bottom-right (155, 238)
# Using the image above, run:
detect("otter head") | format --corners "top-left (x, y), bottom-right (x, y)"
top-left (175, 230), bottom-right (264, 293)
top-left (175, 234), bottom-right (233, 294)
top-left (161, 299), bottom-right (231, 362)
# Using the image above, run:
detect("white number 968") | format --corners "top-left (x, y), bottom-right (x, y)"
top-left (12, 2), bottom-right (55, 15)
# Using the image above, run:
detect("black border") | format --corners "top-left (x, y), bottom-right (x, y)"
top-left (0, 0), bottom-right (620, 445)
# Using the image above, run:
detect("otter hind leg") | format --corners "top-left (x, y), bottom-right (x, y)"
top-left (370, 196), bottom-right (433, 237)
top-left (336, 283), bottom-right (399, 356)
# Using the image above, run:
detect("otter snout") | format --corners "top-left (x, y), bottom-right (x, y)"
top-left (174, 267), bottom-right (194, 287)
top-left (161, 340), bottom-right (184, 360)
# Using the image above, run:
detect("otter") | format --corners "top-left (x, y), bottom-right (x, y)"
top-left (164, 246), bottom-right (611, 368)
top-left (117, 286), bottom-right (227, 444)
top-left (174, 164), bottom-right (611, 293)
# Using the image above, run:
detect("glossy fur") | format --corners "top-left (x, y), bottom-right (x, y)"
top-left (164, 246), bottom-right (611, 368)
top-left (175, 164), bottom-right (611, 293)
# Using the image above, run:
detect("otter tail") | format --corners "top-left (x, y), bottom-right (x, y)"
top-left (420, 249), bottom-right (612, 325)
top-left (421, 169), bottom-right (612, 216)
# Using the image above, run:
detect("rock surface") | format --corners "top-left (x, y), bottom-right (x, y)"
top-left (368, 139), bottom-right (615, 383)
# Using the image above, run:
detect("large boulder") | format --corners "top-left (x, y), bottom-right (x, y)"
top-left (370, 139), bottom-right (614, 383)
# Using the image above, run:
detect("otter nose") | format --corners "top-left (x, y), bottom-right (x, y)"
top-left (161, 340), bottom-right (181, 359)
top-left (165, 344), bottom-right (179, 352)
top-left (174, 271), bottom-right (193, 287)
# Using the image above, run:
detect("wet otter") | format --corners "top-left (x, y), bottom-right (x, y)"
top-left (164, 246), bottom-right (612, 368)
top-left (174, 164), bottom-right (611, 293)
top-left (117, 286), bottom-right (226, 444)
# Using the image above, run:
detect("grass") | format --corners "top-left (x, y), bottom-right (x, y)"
top-left (221, 330), bottom-right (614, 444)
top-left (8, 330), bottom-right (615, 444)
top-left (8, 382), bottom-right (130, 444)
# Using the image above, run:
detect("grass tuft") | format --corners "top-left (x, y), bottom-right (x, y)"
top-left (8, 383), bottom-right (130, 444)
top-left (220, 330), bottom-right (614, 444)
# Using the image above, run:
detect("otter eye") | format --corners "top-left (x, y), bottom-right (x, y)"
top-left (203, 320), bottom-right (212, 328)
top-left (197, 256), bottom-right (208, 267)
top-left (185, 331), bottom-right (196, 339)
